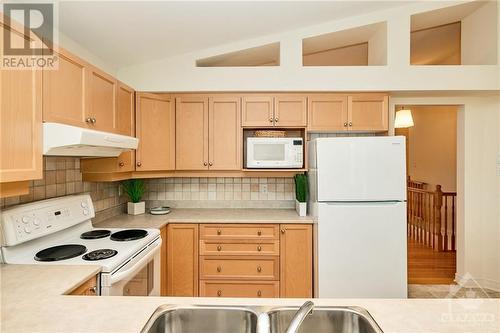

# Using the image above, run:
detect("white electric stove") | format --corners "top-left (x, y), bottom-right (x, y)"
top-left (0, 194), bottom-right (161, 296)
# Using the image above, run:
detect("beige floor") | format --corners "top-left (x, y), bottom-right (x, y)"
top-left (409, 284), bottom-right (500, 299)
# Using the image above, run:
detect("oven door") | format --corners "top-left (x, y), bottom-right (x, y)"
top-left (100, 237), bottom-right (161, 296)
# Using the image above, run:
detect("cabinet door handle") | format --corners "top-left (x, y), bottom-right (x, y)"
top-left (85, 117), bottom-right (93, 123)
top-left (91, 117), bottom-right (97, 123)
top-left (269, 118), bottom-right (273, 123)
top-left (257, 290), bottom-right (262, 297)
top-left (274, 118), bottom-right (279, 122)
top-left (217, 229), bottom-right (222, 235)
top-left (344, 122), bottom-right (348, 127)
top-left (257, 266), bottom-right (262, 273)
top-left (119, 162), bottom-right (125, 167)
top-left (349, 122), bottom-right (353, 127)
top-left (257, 230), bottom-right (262, 236)
top-left (217, 290), bottom-right (222, 297)
top-left (89, 286), bottom-right (97, 294)
top-left (257, 245), bottom-right (262, 252)
top-left (217, 245), bottom-right (222, 251)
top-left (136, 162), bottom-right (142, 167)
top-left (280, 229), bottom-right (285, 234)
top-left (203, 162), bottom-right (208, 166)
top-left (209, 162), bottom-right (213, 166)
top-left (217, 266), bottom-right (222, 272)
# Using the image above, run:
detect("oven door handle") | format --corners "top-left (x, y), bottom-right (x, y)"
top-left (109, 238), bottom-right (161, 285)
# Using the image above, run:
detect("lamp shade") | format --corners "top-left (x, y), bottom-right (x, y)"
top-left (395, 109), bottom-right (414, 128)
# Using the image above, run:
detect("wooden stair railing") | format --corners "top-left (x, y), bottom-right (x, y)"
top-left (407, 179), bottom-right (456, 252)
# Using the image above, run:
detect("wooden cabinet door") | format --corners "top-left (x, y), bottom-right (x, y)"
top-left (0, 22), bottom-right (42, 183)
top-left (280, 224), bottom-right (313, 298)
top-left (242, 96), bottom-right (274, 127)
top-left (274, 95), bottom-right (307, 127)
top-left (86, 66), bottom-right (117, 132)
top-left (115, 82), bottom-right (135, 172)
top-left (176, 96), bottom-right (209, 170)
top-left (69, 275), bottom-right (98, 296)
top-left (160, 226), bottom-right (167, 296)
top-left (209, 97), bottom-right (241, 170)
top-left (167, 224), bottom-right (199, 296)
top-left (348, 94), bottom-right (388, 132)
top-left (308, 95), bottom-right (348, 131)
top-left (42, 48), bottom-right (87, 127)
top-left (136, 93), bottom-right (175, 171)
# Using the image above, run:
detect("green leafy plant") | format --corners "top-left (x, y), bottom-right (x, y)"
top-left (121, 179), bottom-right (145, 203)
top-left (294, 174), bottom-right (308, 203)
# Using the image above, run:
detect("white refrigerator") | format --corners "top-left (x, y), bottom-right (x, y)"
top-left (309, 136), bottom-right (407, 298)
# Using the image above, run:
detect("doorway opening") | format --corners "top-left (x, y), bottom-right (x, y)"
top-left (395, 105), bottom-right (458, 291)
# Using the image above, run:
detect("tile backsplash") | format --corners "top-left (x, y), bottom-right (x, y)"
top-left (145, 177), bottom-right (296, 209)
top-left (0, 157), bottom-right (126, 220)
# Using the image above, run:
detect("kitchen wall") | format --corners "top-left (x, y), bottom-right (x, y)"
top-left (396, 105), bottom-right (458, 192)
top-left (145, 177), bottom-right (296, 209)
top-left (0, 157), bottom-right (126, 222)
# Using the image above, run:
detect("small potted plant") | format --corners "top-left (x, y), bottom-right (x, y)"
top-left (121, 179), bottom-right (145, 215)
top-left (294, 174), bottom-right (308, 217)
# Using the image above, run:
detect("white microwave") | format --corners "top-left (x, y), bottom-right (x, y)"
top-left (246, 137), bottom-right (303, 168)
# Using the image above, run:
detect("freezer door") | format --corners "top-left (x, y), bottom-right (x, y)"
top-left (316, 201), bottom-right (407, 298)
top-left (316, 137), bottom-right (406, 201)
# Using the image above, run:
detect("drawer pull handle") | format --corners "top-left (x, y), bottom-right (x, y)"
top-left (257, 245), bottom-right (262, 252)
top-left (257, 230), bottom-right (262, 236)
top-left (217, 229), bottom-right (222, 235)
top-left (257, 290), bottom-right (262, 297)
top-left (217, 266), bottom-right (222, 272)
top-left (217, 245), bottom-right (222, 251)
top-left (217, 290), bottom-right (222, 297)
top-left (119, 162), bottom-right (125, 167)
top-left (257, 266), bottom-right (262, 273)
top-left (280, 229), bottom-right (285, 234)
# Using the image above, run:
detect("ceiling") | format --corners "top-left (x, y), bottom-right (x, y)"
top-left (57, 1), bottom-right (413, 69)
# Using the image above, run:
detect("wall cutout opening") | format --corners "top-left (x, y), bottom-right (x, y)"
top-left (410, 1), bottom-right (498, 65)
top-left (196, 43), bottom-right (280, 67)
top-left (302, 22), bottom-right (387, 66)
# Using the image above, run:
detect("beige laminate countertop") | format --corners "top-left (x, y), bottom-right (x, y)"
top-left (95, 208), bottom-right (314, 229)
top-left (1, 264), bottom-right (499, 333)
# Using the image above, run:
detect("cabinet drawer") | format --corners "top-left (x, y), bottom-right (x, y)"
top-left (200, 224), bottom-right (279, 240)
top-left (200, 280), bottom-right (279, 298)
top-left (200, 256), bottom-right (279, 280)
top-left (200, 240), bottom-right (279, 256)
top-left (68, 275), bottom-right (98, 296)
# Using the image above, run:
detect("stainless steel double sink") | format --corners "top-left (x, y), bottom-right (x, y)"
top-left (141, 305), bottom-right (383, 333)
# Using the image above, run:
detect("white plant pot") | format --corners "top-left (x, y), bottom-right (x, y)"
top-left (127, 201), bottom-right (145, 215)
top-left (295, 200), bottom-right (307, 217)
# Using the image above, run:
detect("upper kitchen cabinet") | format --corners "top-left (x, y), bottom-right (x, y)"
top-left (274, 95), bottom-right (307, 127)
top-left (80, 81), bottom-right (135, 174)
top-left (176, 96), bottom-right (209, 170)
top-left (348, 94), bottom-right (388, 132)
top-left (0, 18), bottom-right (43, 191)
top-left (308, 93), bottom-right (388, 132)
top-left (86, 65), bottom-right (117, 133)
top-left (208, 97), bottom-right (242, 170)
top-left (242, 95), bottom-right (307, 128)
top-left (42, 48), bottom-right (87, 127)
top-left (242, 96), bottom-right (274, 127)
top-left (136, 93), bottom-right (175, 171)
top-left (308, 95), bottom-right (348, 131)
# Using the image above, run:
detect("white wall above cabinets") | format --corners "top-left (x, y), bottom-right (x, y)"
top-left (117, 1), bottom-right (500, 92)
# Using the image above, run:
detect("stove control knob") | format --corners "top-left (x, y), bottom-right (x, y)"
top-left (81, 201), bottom-right (88, 208)
top-left (21, 216), bottom-right (30, 224)
top-left (24, 226), bottom-right (31, 234)
top-left (83, 209), bottom-right (89, 216)
top-left (33, 218), bottom-right (41, 226)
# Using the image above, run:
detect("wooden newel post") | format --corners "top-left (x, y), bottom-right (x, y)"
top-left (433, 185), bottom-right (443, 251)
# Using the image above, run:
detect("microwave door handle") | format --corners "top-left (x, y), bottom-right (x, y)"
top-left (109, 239), bottom-right (161, 285)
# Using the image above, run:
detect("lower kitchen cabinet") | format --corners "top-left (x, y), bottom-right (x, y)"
top-left (69, 275), bottom-right (98, 296)
top-left (200, 280), bottom-right (279, 298)
top-left (166, 224), bottom-right (199, 296)
top-left (160, 226), bottom-right (167, 296)
top-left (279, 224), bottom-right (313, 298)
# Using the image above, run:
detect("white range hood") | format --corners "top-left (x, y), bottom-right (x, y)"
top-left (43, 122), bottom-right (139, 157)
